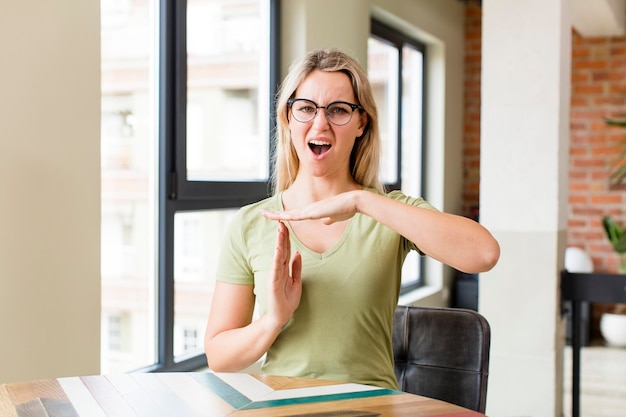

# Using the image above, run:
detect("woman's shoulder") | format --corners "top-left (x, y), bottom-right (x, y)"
top-left (239, 193), bottom-right (280, 213)
top-left (229, 193), bottom-right (281, 227)
top-left (222, 194), bottom-right (280, 243)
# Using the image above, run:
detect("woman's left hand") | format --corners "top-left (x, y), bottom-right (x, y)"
top-left (261, 191), bottom-right (359, 224)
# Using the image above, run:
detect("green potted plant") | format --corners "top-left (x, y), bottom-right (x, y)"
top-left (602, 215), bottom-right (626, 274)
top-left (605, 116), bottom-right (626, 187)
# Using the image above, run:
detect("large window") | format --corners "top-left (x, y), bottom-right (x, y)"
top-left (101, 0), bottom-right (158, 373)
top-left (101, 0), bottom-right (278, 373)
top-left (369, 20), bottom-right (427, 292)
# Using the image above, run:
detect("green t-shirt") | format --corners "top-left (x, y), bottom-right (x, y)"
top-left (215, 189), bottom-right (436, 389)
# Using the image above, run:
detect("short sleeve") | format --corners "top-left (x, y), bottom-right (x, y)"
top-left (385, 189), bottom-right (439, 254)
top-left (215, 209), bottom-right (255, 285)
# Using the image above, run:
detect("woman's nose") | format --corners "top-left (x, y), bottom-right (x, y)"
top-left (311, 108), bottom-right (330, 128)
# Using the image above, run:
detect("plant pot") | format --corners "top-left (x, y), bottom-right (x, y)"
top-left (599, 312), bottom-right (626, 347)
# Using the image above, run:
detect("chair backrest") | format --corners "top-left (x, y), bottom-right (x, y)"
top-left (392, 305), bottom-right (491, 413)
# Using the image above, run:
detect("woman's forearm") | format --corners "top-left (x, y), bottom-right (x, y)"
top-left (355, 191), bottom-right (500, 273)
top-left (204, 313), bottom-right (283, 372)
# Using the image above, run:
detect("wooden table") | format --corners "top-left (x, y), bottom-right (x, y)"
top-left (0, 372), bottom-right (486, 417)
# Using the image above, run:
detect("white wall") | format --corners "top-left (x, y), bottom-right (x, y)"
top-left (480, 0), bottom-right (570, 415)
top-left (0, 0), bottom-right (101, 383)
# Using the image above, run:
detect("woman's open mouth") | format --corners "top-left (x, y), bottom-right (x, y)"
top-left (309, 139), bottom-right (332, 156)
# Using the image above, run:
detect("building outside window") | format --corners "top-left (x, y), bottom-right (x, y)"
top-left (101, 0), bottom-right (276, 374)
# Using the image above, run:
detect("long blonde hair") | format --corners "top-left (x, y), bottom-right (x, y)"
top-left (271, 48), bottom-right (383, 194)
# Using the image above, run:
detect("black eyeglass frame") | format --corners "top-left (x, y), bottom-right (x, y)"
top-left (287, 98), bottom-right (364, 126)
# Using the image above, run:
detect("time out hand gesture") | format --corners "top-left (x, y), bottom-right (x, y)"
top-left (267, 221), bottom-right (302, 329)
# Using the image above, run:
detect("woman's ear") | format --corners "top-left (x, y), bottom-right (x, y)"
top-left (356, 112), bottom-right (368, 138)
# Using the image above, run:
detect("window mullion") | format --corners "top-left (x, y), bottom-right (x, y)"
top-left (156, 0), bottom-right (179, 372)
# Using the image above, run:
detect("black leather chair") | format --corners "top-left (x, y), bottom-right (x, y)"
top-left (392, 305), bottom-right (491, 413)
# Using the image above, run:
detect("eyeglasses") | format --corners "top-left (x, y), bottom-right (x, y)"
top-left (287, 98), bottom-right (363, 126)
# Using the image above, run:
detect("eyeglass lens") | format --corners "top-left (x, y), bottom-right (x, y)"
top-left (290, 99), bottom-right (357, 126)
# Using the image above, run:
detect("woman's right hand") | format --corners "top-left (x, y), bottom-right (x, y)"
top-left (267, 221), bottom-right (302, 328)
top-left (204, 222), bottom-right (302, 372)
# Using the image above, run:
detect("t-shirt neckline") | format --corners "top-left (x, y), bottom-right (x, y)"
top-left (276, 192), bottom-right (354, 260)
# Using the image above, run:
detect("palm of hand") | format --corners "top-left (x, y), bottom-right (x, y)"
top-left (267, 222), bottom-right (302, 327)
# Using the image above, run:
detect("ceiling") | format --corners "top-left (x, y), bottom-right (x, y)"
top-left (571, 0), bottom-right (625, 37)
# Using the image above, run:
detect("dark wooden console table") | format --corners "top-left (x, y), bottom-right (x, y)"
top-left (560, 270), bottom-right (626, 417)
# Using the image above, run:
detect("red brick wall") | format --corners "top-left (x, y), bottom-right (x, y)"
top-left (462, 4), bottom-right (482, 219)
top-left (569, 33), bottom-right (626, 273)
top-left (569, 32), bottom-right (626, 336)
top-left (462, 4), bottom-right (626, 273)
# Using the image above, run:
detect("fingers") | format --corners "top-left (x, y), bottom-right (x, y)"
top-left (279, 221), bottom-right (291, 265)
top-left (262, 209), bottom-right (282, 220)
top-left (272, 222), bottom-right (289, 279)
top-left (260, 193), bottom-right (357, 224)
top-left (291, 251), bottom-right (302, 283)
top-left (268, 222), bottom-right (302, 326)
top-left (261, 209), bottom-right (305, 221)
top-left (321, 217), bottom-right (335, 225)
top-left (272, 223), bottom-right (303, 286)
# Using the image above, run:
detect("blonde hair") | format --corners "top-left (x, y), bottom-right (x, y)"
top-left (271, 48), bottom-right (383, 194)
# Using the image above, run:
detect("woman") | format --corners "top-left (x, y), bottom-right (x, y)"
top-left (204, 48), bottom-right (499, 389)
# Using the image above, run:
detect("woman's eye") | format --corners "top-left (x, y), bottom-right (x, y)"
top-left (298, 106), bottom-right (315, 113)
top-left (329, 106), bottom-right (349, 115)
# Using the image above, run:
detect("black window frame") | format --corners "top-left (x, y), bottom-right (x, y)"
top-left (145, 0), bottom-right (280, 373)
top-left (370, 18), bottom-right (428, 294)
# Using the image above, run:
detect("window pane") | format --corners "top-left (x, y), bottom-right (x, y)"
top-left (369, 28), bottom-right (426, 289)
top-left (173, 210), bottom-right (237, 359)
top-left (367, 37), bottom-right (399, 184)
top-left (186, 0), bottom-right (270, 181)
top-left (401, 45), bottom-right (423, 198)
top-left (101, 0), bottom-right (158, 373)
top-left (400, 45), bottom-right (424, 286)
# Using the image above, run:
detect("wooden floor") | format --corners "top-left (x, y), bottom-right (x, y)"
top-left (563, 343), bottom-right (626, 417)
